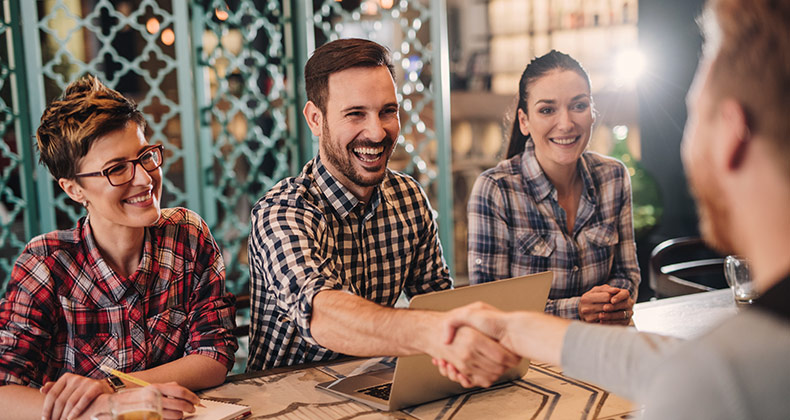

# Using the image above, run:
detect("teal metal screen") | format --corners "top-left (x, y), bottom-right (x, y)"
top-left (0, 0), bottom-right (454, 299)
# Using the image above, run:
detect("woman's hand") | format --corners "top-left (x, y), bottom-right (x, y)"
top-left (598, 288), bottom-right (635, 325)
top-left (40, 373), bottom-right (113, 420)
top-left (579, 285), bottom-right (634, 324)
top-left (148, 382), bottom-right (201, 419)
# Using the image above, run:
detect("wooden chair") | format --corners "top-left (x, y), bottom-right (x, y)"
top-left (649, 237), bottom-right (727, 298)
top-left (233, 292), bottom-right (251, 338)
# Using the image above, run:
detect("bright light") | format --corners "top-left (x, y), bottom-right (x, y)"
top-left (146, 17), bottom-right (160, 34)
top-left (613, 125), bottom-right (629, 141)
top-left (161, 28), bottom-right (175, 46)
top-left (613, 48), bottom-right (647, 87)
top-left (380, 0), bottom-right (394, 9)
top-left (215, 8), bottom-right (229, 21)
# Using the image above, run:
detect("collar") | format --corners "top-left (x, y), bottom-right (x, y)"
top-left (519, 140), bottom-right (597, 204)
top-left (754, 275), bottom-right (790, 321)
top-left (311, 155), bottom-right (384, 220)
top-left (81, 215), bottom-right (152, 303)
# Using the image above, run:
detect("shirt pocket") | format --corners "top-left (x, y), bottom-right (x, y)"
top-left (516, 231), bottom-right (555, 257)
top-left (59, 297), bottom-right (125, 377)
top-left (513, 231), bottom-right (555, 274)
top-left (583, 222), bottom-right (619, 248)
top-left (146, 305), bottom-right (188, 364)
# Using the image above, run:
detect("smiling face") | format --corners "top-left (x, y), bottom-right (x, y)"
top-left (518, 69), bottom-right (594, 171)
top-left (59, 122), bottom-right (162, 233)
top-left (306, 65), bottom-right (400, 200)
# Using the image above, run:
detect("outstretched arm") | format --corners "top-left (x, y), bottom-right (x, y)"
top-left (311, 290), bottom-right (521, 387)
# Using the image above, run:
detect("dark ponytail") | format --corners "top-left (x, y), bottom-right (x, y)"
top-left (505, 50), bottom-right (591, 159)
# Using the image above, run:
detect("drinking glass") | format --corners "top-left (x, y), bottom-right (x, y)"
top-left (724, 255), bottom-right (759, 305)
top-left (92, 387), bottom-right (163, 420)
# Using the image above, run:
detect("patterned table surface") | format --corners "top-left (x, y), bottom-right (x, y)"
top-left (199, 357), bottom-right (636, 420)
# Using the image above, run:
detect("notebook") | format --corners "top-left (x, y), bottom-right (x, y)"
top-left (184, 398), bottom-right (251, 420)
top-left (316, 271), bottom-right (554, 411)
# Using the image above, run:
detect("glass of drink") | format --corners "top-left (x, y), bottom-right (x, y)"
top-left (724, 255), bottom-right (759, 305)
top-left (110, 387), bottom-right (163, 420)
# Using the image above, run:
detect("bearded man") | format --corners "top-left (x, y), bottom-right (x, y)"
top-left (245, 38), bottom-right (519, 388)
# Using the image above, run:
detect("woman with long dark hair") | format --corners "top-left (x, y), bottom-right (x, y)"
top-left (467, 50), bottom-right (639, 324)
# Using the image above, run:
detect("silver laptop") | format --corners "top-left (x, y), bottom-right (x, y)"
top-left (316, 271), bottom-right (553, 411)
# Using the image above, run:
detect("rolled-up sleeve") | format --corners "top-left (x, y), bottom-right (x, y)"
top-left (608, 166), bottom-right (640, 298)
top-left (403, 183), bottom-right (453, 297)
top-left (467, 174), bottom-right (513, 285)
top-left (249, 200), bottom-right (343, 347)
top-left (0, 252), bottom-right (57, 386)
top-left (184, 215), bottom-right (239, 371)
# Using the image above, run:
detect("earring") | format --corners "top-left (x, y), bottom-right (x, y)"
top-left (81, 200), bottom-right (88, 208)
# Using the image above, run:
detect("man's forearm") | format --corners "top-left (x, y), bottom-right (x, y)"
top-left (311, 290), bottom-right (442, 357)
top-left (504, 312), bottom-right (570, 366)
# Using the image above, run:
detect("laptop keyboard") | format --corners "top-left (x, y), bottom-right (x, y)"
top-left (357, 383), bottom-right (392, 400)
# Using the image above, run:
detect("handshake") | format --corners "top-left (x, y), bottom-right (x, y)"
top-left (429, 284), bottom-right (632, 388)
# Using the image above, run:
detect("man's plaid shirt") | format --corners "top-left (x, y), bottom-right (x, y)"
top-left (247, 156), bottom-right (452, 371)
top-left (0, 208), bottom-right (238, 387)
top-left (467, 140), bottom-right (640, 319)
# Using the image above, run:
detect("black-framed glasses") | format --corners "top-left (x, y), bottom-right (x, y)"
top-left (75, 144), bottom-right (164, 186)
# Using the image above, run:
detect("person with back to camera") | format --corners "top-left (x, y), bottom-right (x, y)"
top-left (467, 50), bottom-right (639, 324)
top-left (438, 0), bottom-right (790, 418)
top-left (0, 75), bottom-right (238, 420)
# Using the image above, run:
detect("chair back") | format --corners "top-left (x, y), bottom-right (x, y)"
top-left (233, 293), bottom-right (251, 338)
top-left (649, 237), bottom-right (727, 298)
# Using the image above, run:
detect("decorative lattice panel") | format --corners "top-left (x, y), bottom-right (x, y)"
top-left (0, 0), bottom-right (453, 297)
top-left (191, 0), bottom-right (296, 296)
top-left (0, 3), bottom-right (33, 294)
top-left (29, 0), bottom-right (198, 226)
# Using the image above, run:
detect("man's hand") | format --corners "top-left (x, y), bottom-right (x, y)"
top-left (40, 373), bottom-right (112, 420)
top-left (579, 285), bottom-right (633, 324)
top-left (430, 325), bottom-right (521, 388)
top-left (428, 302), bottom-right (521, 388)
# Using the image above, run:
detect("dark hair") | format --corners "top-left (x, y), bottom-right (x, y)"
top-left (304, 38), bottom-right (396, 114)
top-left (505, 50), bottom-right (591, 158)
top-left (36, 74), bottom-right (146, 180)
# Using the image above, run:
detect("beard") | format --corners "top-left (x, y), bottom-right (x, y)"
top-left (320, 121), bottom-right (394, 188)
top-left (687, 161), bottom-right (735, 255)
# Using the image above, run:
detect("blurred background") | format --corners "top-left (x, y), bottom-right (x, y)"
top-left (0, 0), bottom-right (706, 368)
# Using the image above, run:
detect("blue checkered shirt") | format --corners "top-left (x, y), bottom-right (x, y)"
top-left (247, 156), bottom-right (453, 370)
top-left (467, 140), bottom-right (640, 319)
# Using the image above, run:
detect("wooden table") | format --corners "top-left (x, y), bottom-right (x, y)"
top-left (632, 288), bottom-right (738, 339)
top-left (200, 357), bottom-right (635, 419)
top-left (201, 290), bottom-right (739, 419)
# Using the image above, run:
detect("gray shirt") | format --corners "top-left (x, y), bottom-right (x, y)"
top-left (561, 308), bottom-right (790, 419)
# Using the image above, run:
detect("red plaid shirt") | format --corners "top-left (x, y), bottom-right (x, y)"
top-left (0, 208), bottom-right (238, 387)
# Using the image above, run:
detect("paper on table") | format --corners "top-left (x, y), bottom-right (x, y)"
top-left (184, 398), bottom-right (250, 420)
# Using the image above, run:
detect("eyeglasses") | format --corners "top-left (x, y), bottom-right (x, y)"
top-left (75, 144), bottom-right (164, 186)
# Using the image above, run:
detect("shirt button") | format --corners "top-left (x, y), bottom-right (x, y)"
top-left (475, 258), bottom-right (482, 265)
top-left (572, 265), bottom-right (579, 272)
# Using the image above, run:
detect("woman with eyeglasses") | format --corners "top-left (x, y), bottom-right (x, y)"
top-left (0, 75), bottom-right (238, 420)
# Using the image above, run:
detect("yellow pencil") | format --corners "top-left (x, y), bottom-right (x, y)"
top-left (99, 365), bottom-right (204, 407)
top-left (99, 365), bottom-right (151, 387)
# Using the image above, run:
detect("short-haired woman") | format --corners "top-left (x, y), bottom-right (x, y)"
top-left (0, 75), bottom-right (238, 420)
